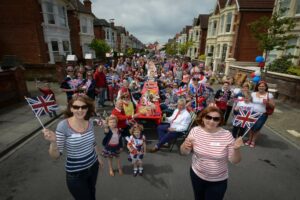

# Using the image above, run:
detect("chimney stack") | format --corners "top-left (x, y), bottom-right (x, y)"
top-left (83, 0), bottom-right (92, 13)
top-left (109, 19), bottom-right (115, 27)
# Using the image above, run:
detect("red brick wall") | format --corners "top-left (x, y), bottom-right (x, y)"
top-left (0, 68), bottom-right (29, 107)
top-left (67, 10), bottom-right (83, 61)
top-left (233, 12), bottom-right (272, 61)
top-left (94, 26), bottom-right (106, 40)
top-left (199, 29), bottom-right (207, 55)
top-left (0, 0), bottom-right (48, 64)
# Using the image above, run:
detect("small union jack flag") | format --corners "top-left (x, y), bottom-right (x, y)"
top-left (176, 85), bottom-right (187, 96)
top-left (26, 94), bottom-right (58, 116)
top-left (233, 107), bottom-right (262, 129)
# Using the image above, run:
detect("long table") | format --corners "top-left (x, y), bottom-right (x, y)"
top-left (135, 81), bottom-right (162, 124)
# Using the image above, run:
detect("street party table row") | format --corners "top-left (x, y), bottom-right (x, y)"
top-left (135, 81), bottom-right (162, 125)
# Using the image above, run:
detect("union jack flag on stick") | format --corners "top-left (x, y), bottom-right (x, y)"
top-left (25, 94), bottom-right (58, 128)
top-left (233, 107), bottom-right (262, 138)
top-left (176, 85), bottom-right (187, 96)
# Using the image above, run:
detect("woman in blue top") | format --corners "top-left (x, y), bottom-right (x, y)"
top-left (43, 94), bottom-right (103, 200)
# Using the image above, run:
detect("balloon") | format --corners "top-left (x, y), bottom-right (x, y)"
top-left (252, 76), bottom-right (261, 83)
top-left (250, 72), bottom-right (255, 78)
top-left (254, 70), bottom-right (261, 76)
top-left (255, 56), bottom-right (264, 63)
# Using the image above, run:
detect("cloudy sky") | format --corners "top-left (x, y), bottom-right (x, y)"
top-left (91, 0), bottom-right (215, 45)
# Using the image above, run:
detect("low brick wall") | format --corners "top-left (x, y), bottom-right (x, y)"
top-left (23, 63), bottom-right (66, 83)
top-left (0, 67), bottom-right (29, 107)
top-left (229, 65), bottom-right (300, 103)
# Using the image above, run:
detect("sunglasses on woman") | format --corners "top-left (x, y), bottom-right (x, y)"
top-left (72, 105), bottom-right (88, 110)
top-left (205, 115), bottom-right (221, 122)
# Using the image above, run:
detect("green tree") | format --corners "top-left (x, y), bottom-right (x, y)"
top-left (125, 48), bottom-right (135, 57)
top-left (249, 7), bottom-right (297, 76)
top-left (89, 39), bottom-right (111, 59)
top-left (178, 41), bottom-right (194, 56)
top-left (199, 54), bottom-right (206, 61)
top-left (165, 41), bottom-right (178, 56)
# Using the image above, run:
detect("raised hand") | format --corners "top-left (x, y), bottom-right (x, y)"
top-left (234, 137), bottom-right (244, 150)
top-left (43, 128), bottom-right (56, 143)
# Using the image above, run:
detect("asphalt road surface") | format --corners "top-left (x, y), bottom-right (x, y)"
top-left (0, 117), bottom-right (299, 200)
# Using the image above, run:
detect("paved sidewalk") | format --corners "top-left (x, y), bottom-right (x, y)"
top-left (0, 82), bottom-right (299, 159)
top-left (0, 81), bottom-right (67, 158)
top-left (211, 84), bottom-right (300, 147)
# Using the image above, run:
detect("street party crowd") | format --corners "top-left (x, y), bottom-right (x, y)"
top-left (42, 56), bottom-right (275, 200)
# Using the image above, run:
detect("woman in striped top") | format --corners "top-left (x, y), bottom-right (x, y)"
top-left (43, 94), bottom-right (103, 200)
top-left (181, 106), bottom-right (243, 200)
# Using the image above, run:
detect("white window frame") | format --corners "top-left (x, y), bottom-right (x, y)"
top-left (45, 2), bottom-right (55, 25)
top-left (58, 6), bottom-right (67, 27)
top-left (216, 44), bottom-right (221, 58)
top-left (208, 21), bottom-right (212, 36)
top-left (220, 15), bottom-right (224, 33)
top-left (62, 40), bottom-right (71, 56)
top-left (285, 38), bottom-right (298, 56)
top-left (51, 40), bottom-right (60, 57)
top-left (212, 21), bottom-right (217, 36)
top-left (226, 13), bottom-right (232, 33)
top-left (296, 0), bottom-right (300, 15)
top-left (279, 0), bottom-right (291, 16)
top-left (221, 44), bottom-right (228, 62)
top-left (81, 17), bottom-right (88, 33)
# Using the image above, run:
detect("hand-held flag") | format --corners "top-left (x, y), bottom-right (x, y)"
top-left (176, 85), bottom-right (187, 96)
top-left (26, 94), bottom-right (58, 116)
top-left (25, 94), bottom-right (58, 129)
top-left (233, 107), bottom-right (262, 138)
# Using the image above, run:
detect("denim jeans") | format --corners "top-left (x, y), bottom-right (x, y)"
top-left (156, 123), bottom-right (183, 148)
top-left (97, 87), bottom-right (106, 106)
top-left (66, 161), bottom-right (99, 200)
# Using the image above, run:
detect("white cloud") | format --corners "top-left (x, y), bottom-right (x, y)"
top-left (90, 0), bottom-right (215, 44)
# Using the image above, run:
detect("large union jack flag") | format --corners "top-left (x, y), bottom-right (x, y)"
top-left (26, 94), bottom-right (58, 116)
top-left (233, 107), bottom-right (262, 129)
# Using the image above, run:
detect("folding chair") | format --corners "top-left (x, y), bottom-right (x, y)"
top-left (169, 111), bottom-right (197, 152)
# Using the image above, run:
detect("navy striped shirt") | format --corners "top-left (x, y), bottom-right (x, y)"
top-left (56, 119), bottom-right (97, 173)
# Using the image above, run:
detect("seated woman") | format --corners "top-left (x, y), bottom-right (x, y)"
top-left (151, 99), bottom-right (192, 152)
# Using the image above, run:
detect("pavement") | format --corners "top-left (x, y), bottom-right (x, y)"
top-left (0, 81), bottom-right (299, 160)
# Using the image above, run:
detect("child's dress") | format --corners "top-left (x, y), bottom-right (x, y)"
top-left (102, 128), bottom-right (123, 158)
top-left (127, 134), bottom-right (146, 163)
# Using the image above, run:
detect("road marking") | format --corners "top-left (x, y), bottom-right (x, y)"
top-left (265, 125), bottom-right (300, 150)
top-left (287, 130), bottom-right (300, 137)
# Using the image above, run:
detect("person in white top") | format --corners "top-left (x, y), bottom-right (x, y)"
top-left (180, 106), bottom-right (243, 200)
top-left (232, 92), bottom-right (255, 138)
top-left (151, 99), bottom-right (192, 152)
top-left (246, 81), bottom-right (275, 147)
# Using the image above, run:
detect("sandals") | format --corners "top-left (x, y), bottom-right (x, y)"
top-left (244, 140), bottom-right (251, 146)
top-left (109, 170), bottom-right (115, 176)
top-left (249, 142), bottom-right (256, 148)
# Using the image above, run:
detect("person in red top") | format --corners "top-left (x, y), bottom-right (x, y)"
top-left (36, 80), bottom-right (57, 117)
top-left (111, 100), bottom-right (139, 138)
top-left (94, 65), bottom-right (107, 107)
